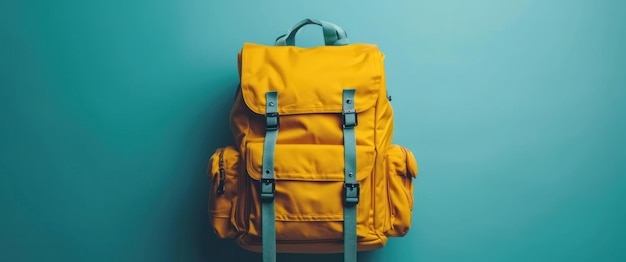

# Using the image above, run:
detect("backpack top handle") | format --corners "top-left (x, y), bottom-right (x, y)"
top-left (275, 18), bottom-right (349, 47)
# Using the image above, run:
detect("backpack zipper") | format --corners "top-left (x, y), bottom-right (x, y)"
top-left (217, 148), bottom-right (226, 194)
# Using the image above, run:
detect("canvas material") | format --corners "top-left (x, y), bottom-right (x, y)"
top-left (207, 41), bottom-right (418, 253)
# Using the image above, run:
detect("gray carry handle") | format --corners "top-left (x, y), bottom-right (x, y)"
top-left (275, 18), bottom-right (349, 46)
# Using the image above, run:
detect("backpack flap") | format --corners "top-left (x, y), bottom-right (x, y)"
top-left (239, 42), bottom-right (384, 115)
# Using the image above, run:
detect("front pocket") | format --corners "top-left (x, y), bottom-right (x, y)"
top-left (245, 143), bottom-right (376, 241)
top-left (384, 144), bottom-right (418, 237)
top-left (208, 146), bottom-right (240, 238)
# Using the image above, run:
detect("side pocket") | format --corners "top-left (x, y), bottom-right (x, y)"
top-left (384, 144), bottom-right (418, 237)
top-left (208, 146), bottom-right (240, 238)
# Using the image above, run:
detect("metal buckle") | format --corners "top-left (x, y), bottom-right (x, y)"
top-left (342, 109), bottom-right (358, 128)
top-left (266, 112), bottom-right (280, 130)
top-left (343, 182), bottom-right (360, 205)
top-left (260, 178), bottom-right (275, 201)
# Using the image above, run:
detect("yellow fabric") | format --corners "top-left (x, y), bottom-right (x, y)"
top-left (246, 143), bottom-right (375, 181)
top-left (207, 41), bottom-right (418, 253)
top-left (240, 43), bottom-right (383, 115)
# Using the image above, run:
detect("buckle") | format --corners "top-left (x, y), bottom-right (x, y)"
top-left (260, 178), bottom-right (275, 201)
top-left (342, 109), bottom-right (358, 128)
top-left (343, 182), bottom-right (360, 205)
top-left (266, 112), bottom-right (280, 130)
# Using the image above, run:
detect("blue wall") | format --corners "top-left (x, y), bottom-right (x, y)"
top-left (2, 0), bottom-right (625, 261)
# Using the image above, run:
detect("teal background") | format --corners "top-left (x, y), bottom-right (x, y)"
top-left (2, 0), bottom-right (625, 261)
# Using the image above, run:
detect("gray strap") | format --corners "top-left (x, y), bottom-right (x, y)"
top-left (261, 91), bottom-right (279, 262)
top-left (342, 89), bottom-right (358, 262)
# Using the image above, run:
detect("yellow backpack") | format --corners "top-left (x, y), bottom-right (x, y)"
top-left (208, 19), bottom-right (418, 262)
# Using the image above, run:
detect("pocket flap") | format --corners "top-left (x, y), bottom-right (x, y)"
top-left (246, 143), bottom-right (375, 181)
top-left (239, 42), bottom-right (384, 115)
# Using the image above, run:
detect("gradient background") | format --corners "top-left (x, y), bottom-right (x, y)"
top-left (1, 0), bottom-right (625, 261)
